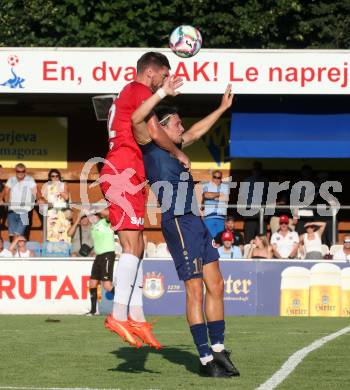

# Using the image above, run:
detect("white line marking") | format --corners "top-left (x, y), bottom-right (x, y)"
top-left (256, 325), bottom-right (350, 390)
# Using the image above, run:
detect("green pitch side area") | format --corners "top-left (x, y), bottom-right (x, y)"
top-left (0, 316), bottom-right (349, 390)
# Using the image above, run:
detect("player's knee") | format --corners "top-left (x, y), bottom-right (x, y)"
top-left (208, 276), bottom-right (224, 297)
top-left (186, 280), bottom-right (203, 304)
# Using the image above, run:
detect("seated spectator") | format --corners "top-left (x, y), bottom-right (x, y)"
top-left (248, 235), bottom-right (272, 259)
top-left (68, 212), bottom-right (93, 257)
top-left (299, 221), bottom-right (326, 259)
top-left (3, 163), bottom-right (37, 241)
top-left (269, 193), bottom-right (295, 234)
top-left (0, 237), bottom-right (12, 257)
top-left (218, 231), bottom-right (242, 259)
top-left (333, 236), bottom-right (350, 261)
top-left (270, 215), bottom-right (299, 259)
top-left (213, 216), bottom-right (244, 251)
top-left (9, 236), bottom-right (34, 258)
top-left (202, 170), bottom-right (230, 238)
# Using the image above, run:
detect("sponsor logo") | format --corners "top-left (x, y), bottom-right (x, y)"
top-left (143, 272), bottom-right (165, 299)
top-left (1, 55), bottom-right (25, 89)
top-left (292, 298), bottom-right (300, 308)
top-left (224, 275), bottom-right (252, 301)
top-left (0, 274), bottom-right (90, 300)
top-left (131, 217), bottom-right (144, 226)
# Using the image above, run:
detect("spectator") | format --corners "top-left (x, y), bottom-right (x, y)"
top-left (269, 192), bottom-right (295, 234)
top-left (218, 231), bottom-right (242, 259)
top-left (247, 235), bottom-right (272, 259)
top-left (68, 213), bottom-right (93, 257)
top-left (202, 170), bottom-right (230, 237)
top-left (40, 169), bottom-right (70, 208)
top-left (9, 236), bottom-right (34, 257)
top-left (242, 161), bottom-right (268, 243)
top-left (40, 169), bottom-right (72, 243)
top-left (0, 237), bottom-right (12, 257)
top-left (333, 235), bottom-right (350, 261)
top-left (299, 221), bottom-right (326, 259)
top-left (270, 215), bottom-right (299, 259)
top-left (3, 164), bottom-right (37, 241)
top-left (213, 216), bottom-right (244, 251)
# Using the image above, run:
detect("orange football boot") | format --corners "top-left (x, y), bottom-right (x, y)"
top-left (104, 315), bottom-right (142, 348)
top-left (128, 317), bottom-right (162, 349)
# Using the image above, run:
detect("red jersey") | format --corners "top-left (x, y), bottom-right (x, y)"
top-left (100, 81), bottom-right (152, 231)
top-left (105, 81), bottom-right (152, 169)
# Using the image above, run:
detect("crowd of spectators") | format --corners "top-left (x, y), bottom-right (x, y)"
top-left (0, 162), bottom-right (349, 261)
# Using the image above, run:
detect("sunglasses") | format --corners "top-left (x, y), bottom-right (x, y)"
top-left (16, 170), bottom-right (25, 173)
top-left (50, 174), bottom-right (59, 178)
top-left (213, 176), bottom-right (222, 179)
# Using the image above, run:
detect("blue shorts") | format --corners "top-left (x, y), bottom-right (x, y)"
top-left (161, 213), bottom-right (219, 281)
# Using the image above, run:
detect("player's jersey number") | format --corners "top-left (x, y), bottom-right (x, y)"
top-left (108, 104), bottom-right (117, 150)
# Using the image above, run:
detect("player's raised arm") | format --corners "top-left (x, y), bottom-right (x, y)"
top-left (132, 76), bottom-right (191, 169)
top-left (182, 84), bottom-right (234, 148)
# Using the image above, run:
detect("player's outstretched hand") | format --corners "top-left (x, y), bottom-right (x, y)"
top-left (162, 75), bottom-right (183, 97)
top-left (219, 83), bottom-right (234, 111)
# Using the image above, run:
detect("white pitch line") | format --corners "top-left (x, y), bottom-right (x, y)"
top-left (256, 325), bottom-right (350, 390)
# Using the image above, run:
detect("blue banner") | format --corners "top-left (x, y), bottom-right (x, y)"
top-left (230, 113), bottom-right (350, 158)
top-left (99, 260), bottom-right (350, 317)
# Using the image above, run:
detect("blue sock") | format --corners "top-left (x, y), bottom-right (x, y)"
top-left (190, 323), bottom-right (212, 358)
top-left (207, 320), bottom-right (225, 346)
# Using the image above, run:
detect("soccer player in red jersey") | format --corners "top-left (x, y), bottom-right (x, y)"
top-left (101, 52), bottom-right (188, 349)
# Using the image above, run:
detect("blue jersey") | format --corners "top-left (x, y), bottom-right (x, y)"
top-left (140, 141), bottom-right (198, 221)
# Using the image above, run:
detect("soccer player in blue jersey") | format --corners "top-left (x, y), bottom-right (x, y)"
top-left (131, 80), bottom-right (239, 378)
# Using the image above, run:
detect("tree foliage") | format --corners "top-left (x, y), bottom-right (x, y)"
top-left (0, 0), bottom-right (349, 48)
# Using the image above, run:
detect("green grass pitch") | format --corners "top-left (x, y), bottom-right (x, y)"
top-left (0, 316), bottom-right (349, 390)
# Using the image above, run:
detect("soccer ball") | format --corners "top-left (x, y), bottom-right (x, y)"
top-left (169, 25), bottom-right (202, 58)
top-left (8, 55), bottom-right (19, 67)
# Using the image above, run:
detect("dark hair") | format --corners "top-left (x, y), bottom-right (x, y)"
top-left (212, 170), bottom-right (222, 177)
top-left (154, 104), bottom-right (178, 126)
top-left (136, 52), bottom-right (171, 74)
top-left (48, 169), bottom-right (62, 181)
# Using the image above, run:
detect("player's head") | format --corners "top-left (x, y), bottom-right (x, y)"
top-left (137, 52), bottom-right (171, 92)
top-left (155, 105), bottom-right (184, 144)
